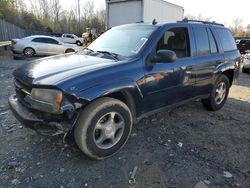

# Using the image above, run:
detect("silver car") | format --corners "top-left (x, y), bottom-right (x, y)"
top-left (243, 53), bottom-right (250, 73)
top-left (12, 35), bottom-right (78, 57)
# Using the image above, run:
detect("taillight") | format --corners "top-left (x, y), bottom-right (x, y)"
top-left (11, 40), bottom-right (16, 46)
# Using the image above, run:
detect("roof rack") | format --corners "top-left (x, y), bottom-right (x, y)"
top-left (180, 18), bottom-right (224, 26)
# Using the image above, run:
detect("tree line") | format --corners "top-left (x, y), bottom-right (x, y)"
top-left (0, 0), bottom-right (105, 35)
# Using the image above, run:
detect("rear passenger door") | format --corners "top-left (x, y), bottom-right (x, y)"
top-left (191, 25), bottom-right (224, 96)
top-left (31, 37), bottom-right (49, 55)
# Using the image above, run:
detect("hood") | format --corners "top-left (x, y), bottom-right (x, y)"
top-left (14, 53), bottom-right (116, 86)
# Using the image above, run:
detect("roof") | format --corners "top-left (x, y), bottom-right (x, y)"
top-left (114, 20), bottom-right (226, 29)
top-left (25, 35), bottom-right (56, 39)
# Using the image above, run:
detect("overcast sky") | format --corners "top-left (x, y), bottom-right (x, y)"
top-left (59, 0), bottom-right (250, 27)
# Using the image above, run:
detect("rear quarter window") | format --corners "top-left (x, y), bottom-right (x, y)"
top-left (216, 28), bottom-right (237, 52)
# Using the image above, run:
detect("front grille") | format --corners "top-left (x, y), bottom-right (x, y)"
top-left (14, 79), bottom-right (32, 107)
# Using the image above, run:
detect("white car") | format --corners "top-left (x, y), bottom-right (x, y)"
top-left (59, 34), bottom-right (84, 46)
top-left (242, 53), bottom-right (250, 73)
top-left (12, 35), bottom-right (78, 57)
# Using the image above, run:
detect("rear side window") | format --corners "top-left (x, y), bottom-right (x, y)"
top-left (216, 29), bottom-right (237, 52)
top-left (207, 29), bottom-right (218, 54)
top-left (32, 38), bottom-right (45, 43)
top-left (193, 27), bottom-right (210, 56)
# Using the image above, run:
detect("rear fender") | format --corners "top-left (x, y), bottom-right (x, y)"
top-left (213, 61), bottom-right (238, 84)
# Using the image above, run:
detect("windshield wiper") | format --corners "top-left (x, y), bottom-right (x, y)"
top-left (97, 50), bottom-right (120, 61)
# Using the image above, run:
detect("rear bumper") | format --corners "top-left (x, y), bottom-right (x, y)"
top-left (8, 94), bottom-right (74, 135)
top-left (11, 48), bottom-right (22, 54)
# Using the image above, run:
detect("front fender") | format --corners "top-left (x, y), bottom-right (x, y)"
top-left (76, 79), bottom-right (144, 117)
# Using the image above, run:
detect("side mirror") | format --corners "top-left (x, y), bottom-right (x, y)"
top-left (150, 50), bottom-right (177, 63)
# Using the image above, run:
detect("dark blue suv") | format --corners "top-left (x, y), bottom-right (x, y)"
top-left (9, 20), bottom-right (240, 159)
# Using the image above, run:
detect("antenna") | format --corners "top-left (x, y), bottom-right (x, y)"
top-left (152, 19), bottom-right (157, 25)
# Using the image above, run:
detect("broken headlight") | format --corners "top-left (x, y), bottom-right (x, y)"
top-left (28, 88), bottom-right (63, 113)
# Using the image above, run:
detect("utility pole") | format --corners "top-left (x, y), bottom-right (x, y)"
top-left (78, 0), bottom-right (81, 34)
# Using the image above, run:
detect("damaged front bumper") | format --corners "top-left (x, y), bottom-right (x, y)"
top-left (8, 94), bottom-right (78, 136)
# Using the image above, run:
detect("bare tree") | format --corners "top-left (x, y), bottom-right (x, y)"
top-left (50, 0), bottom-right (61, 31)
top-left (185, 14), bottom-right (212, 22)
top-left (230, 18), bottom-right (243, 37)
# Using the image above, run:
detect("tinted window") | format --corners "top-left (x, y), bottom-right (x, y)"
top-left (193, 27), bottom-right (210, 56)
top-left (66, 35), bottom-right (74, 38)
top-left (216, 29), bottom-right (237, 52)
top-left (157, 27), bottom-right (190, 58)
top-left (45, 38), bottom-right (59, 44)
top-left (208, 29), bottom-right (218, 53)
top-left (32, 38), bottom-right (45, 43)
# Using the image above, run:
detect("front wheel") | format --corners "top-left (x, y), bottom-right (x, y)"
top-left (202, 75), bottom-right (230, 111)
top-left (74, 97), bottom-right (132, 160)
top-left (76, 41), bottom-right (82, 46)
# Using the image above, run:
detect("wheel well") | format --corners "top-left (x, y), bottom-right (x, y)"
top-left (23, 47), bottom-right (35, 54)
top-left (106, 91), bottom-right (136, 124)
top-left (65, 48), bottom-right (75, 53)
top-left (222, 69), bottom-right (234, 86)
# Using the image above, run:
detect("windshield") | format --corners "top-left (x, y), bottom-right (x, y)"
top-left (86, 25), bottom-right (157, 58)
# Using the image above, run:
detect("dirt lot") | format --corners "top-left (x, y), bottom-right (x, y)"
top-left (0, 50), bottom-right (249, 188)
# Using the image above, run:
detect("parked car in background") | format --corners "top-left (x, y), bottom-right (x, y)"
top-left (12, 35), bottom-right (78, 57)
top-left (242, 53), bottom-right (250, 73)
top-left (9, 20), bottom-right (240, 160)
top-left (58, 34), bottom-right (84, 46)
top-left (237, 39), bottom-right (250, 54)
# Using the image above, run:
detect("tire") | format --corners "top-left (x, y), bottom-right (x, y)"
top-left (74, 97), bottom-right (132, 160)
top-left (23, 47), bottom-right (35, 57)
top-left (242, 67), bottom-right (249, 73)
top-left (202, 75), bottom-right (230, 111)
top-left (65, 49), bottom-right (75, 53)
top-left (76, 41), bottom-right (82, 46)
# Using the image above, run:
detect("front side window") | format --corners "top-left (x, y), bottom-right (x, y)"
top-left (193, 27), bottom-right (210, 56)
top-left (86, 25), bottom-right (157, 57)
top-left (156, 27), bottom-right (190, 58)
top-left (45, 38), bottom-right (59, 44)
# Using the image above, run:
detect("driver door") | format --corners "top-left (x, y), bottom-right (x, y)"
top-left (142, 26), bottom-right (196, 112)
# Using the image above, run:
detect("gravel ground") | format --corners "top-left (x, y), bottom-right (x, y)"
top-left (0, 51), bottom-right (250, 188)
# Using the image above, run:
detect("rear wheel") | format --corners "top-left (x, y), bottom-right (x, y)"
top-left (74, 97), bottom-right (132, 160)
top-left (23, 47), bottom-right (35, 57)
top-left (202, 75), bottom-right (230, 111)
